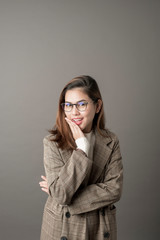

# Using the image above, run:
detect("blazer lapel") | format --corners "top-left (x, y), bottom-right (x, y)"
top-left (59, 129), bottom-right (113, 184)
top-left (88, 129), bottom-right (113, 184)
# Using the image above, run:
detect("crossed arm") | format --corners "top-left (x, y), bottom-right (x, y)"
top-left (39, 134), bottom-right (123, 215)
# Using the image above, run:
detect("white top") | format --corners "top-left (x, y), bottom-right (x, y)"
top-left (75, 130), bottom-right (95, 159)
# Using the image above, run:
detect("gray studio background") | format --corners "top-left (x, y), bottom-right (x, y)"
top-left (0, 0), bottom-right (159, 239)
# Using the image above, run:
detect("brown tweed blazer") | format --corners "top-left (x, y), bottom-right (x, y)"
top-left (40, 128), bottom-right (123, 240)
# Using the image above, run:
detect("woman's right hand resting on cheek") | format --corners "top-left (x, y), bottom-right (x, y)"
top-left (65, 117), bottom-right (90, 156)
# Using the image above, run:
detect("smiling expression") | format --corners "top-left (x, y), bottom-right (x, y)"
top-left (64, 88), bottom-right (101, 133)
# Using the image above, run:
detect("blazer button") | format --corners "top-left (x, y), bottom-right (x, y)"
top-left (61, 237), bottom-right (67, 240)
top-left (65, 211), bottom-right (71, 218)
top-left (104, 232), bottom-right (110, 238)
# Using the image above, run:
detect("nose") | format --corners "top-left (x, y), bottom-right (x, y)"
top-left (72, 105), bottom-right (80, 115)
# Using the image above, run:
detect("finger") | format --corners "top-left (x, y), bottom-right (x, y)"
top-left (65, 118), bottom-right (82, 132)
top-left (39, 181), bottom-right (48, 187)
top-left (66, 118), bottom-right (84, 137)
top-left (65, 118), bottom-right (84, 139)
top-left (65, 118), bottom-right (75, 128)
top-left (40, 185), bottom-right (48, 190)
top-left (65, 118), bottom-right (76, 133)
top-left (41, 175), bottom-right (46, 180)
top-left (41, 188), bottom-right (49, 194)
top-left (41, 187), bottom-right (47, 191)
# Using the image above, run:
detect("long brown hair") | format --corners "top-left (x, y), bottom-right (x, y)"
top-left (48, 75), bottom-right (107, 150)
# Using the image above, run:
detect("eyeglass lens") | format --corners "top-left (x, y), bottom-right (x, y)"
top-left (63, 101), bottom-right (88, 112)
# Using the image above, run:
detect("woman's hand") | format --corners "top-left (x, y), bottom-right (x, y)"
top-left (39, 175), bottom-right (49, 195)
top-left (65, 117), bottom-right (84, 140)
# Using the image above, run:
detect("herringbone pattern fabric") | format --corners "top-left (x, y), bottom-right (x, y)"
top-left (40, 129), bottom-right (123, 240)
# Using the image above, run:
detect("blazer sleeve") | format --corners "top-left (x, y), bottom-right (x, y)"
top-left (68, 136), bottom-right (123, 215)
top-left (43, 136), bottom-right (93, 205)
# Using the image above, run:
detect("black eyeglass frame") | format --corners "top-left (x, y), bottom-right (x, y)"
top-left (61, 100), bottom-right (97, 112)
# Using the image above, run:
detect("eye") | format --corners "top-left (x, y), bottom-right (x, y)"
top-left (78, 101), bottom-right (87, 106)
top-left (65, 102), bottom-right (72, 107)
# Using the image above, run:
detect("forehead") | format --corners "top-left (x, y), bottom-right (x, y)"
top-left (65, 88), bottom-right (90, 102)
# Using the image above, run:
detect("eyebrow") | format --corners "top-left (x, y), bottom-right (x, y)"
top-left (65, 99), bottom-right (87, 104)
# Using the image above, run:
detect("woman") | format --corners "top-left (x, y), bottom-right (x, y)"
top-left (39, 75), bottom-right (123, 240)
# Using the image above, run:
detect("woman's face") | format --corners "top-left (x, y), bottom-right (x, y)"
top-left (64, 88), bottom-right (101, 133)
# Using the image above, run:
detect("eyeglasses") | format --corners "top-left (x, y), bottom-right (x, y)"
top-left (61, 100), bottom-right (94, 112)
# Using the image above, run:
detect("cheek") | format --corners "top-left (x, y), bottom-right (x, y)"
top-left (85, 110), bottom-right (96, 122)
top-left (65, 112), bottom-right (70, 119)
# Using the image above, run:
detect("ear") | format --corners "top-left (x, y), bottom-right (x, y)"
top-left (96, 99), bottom-right (102, 113)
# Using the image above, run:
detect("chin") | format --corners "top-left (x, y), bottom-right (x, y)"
top-left (79, 126), bottom-right (86, 132)
top-left (79, 126), bottom-right (84, 131)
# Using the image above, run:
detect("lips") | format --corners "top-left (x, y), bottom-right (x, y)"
top-left (72, 118), bottom-right (83, 125)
